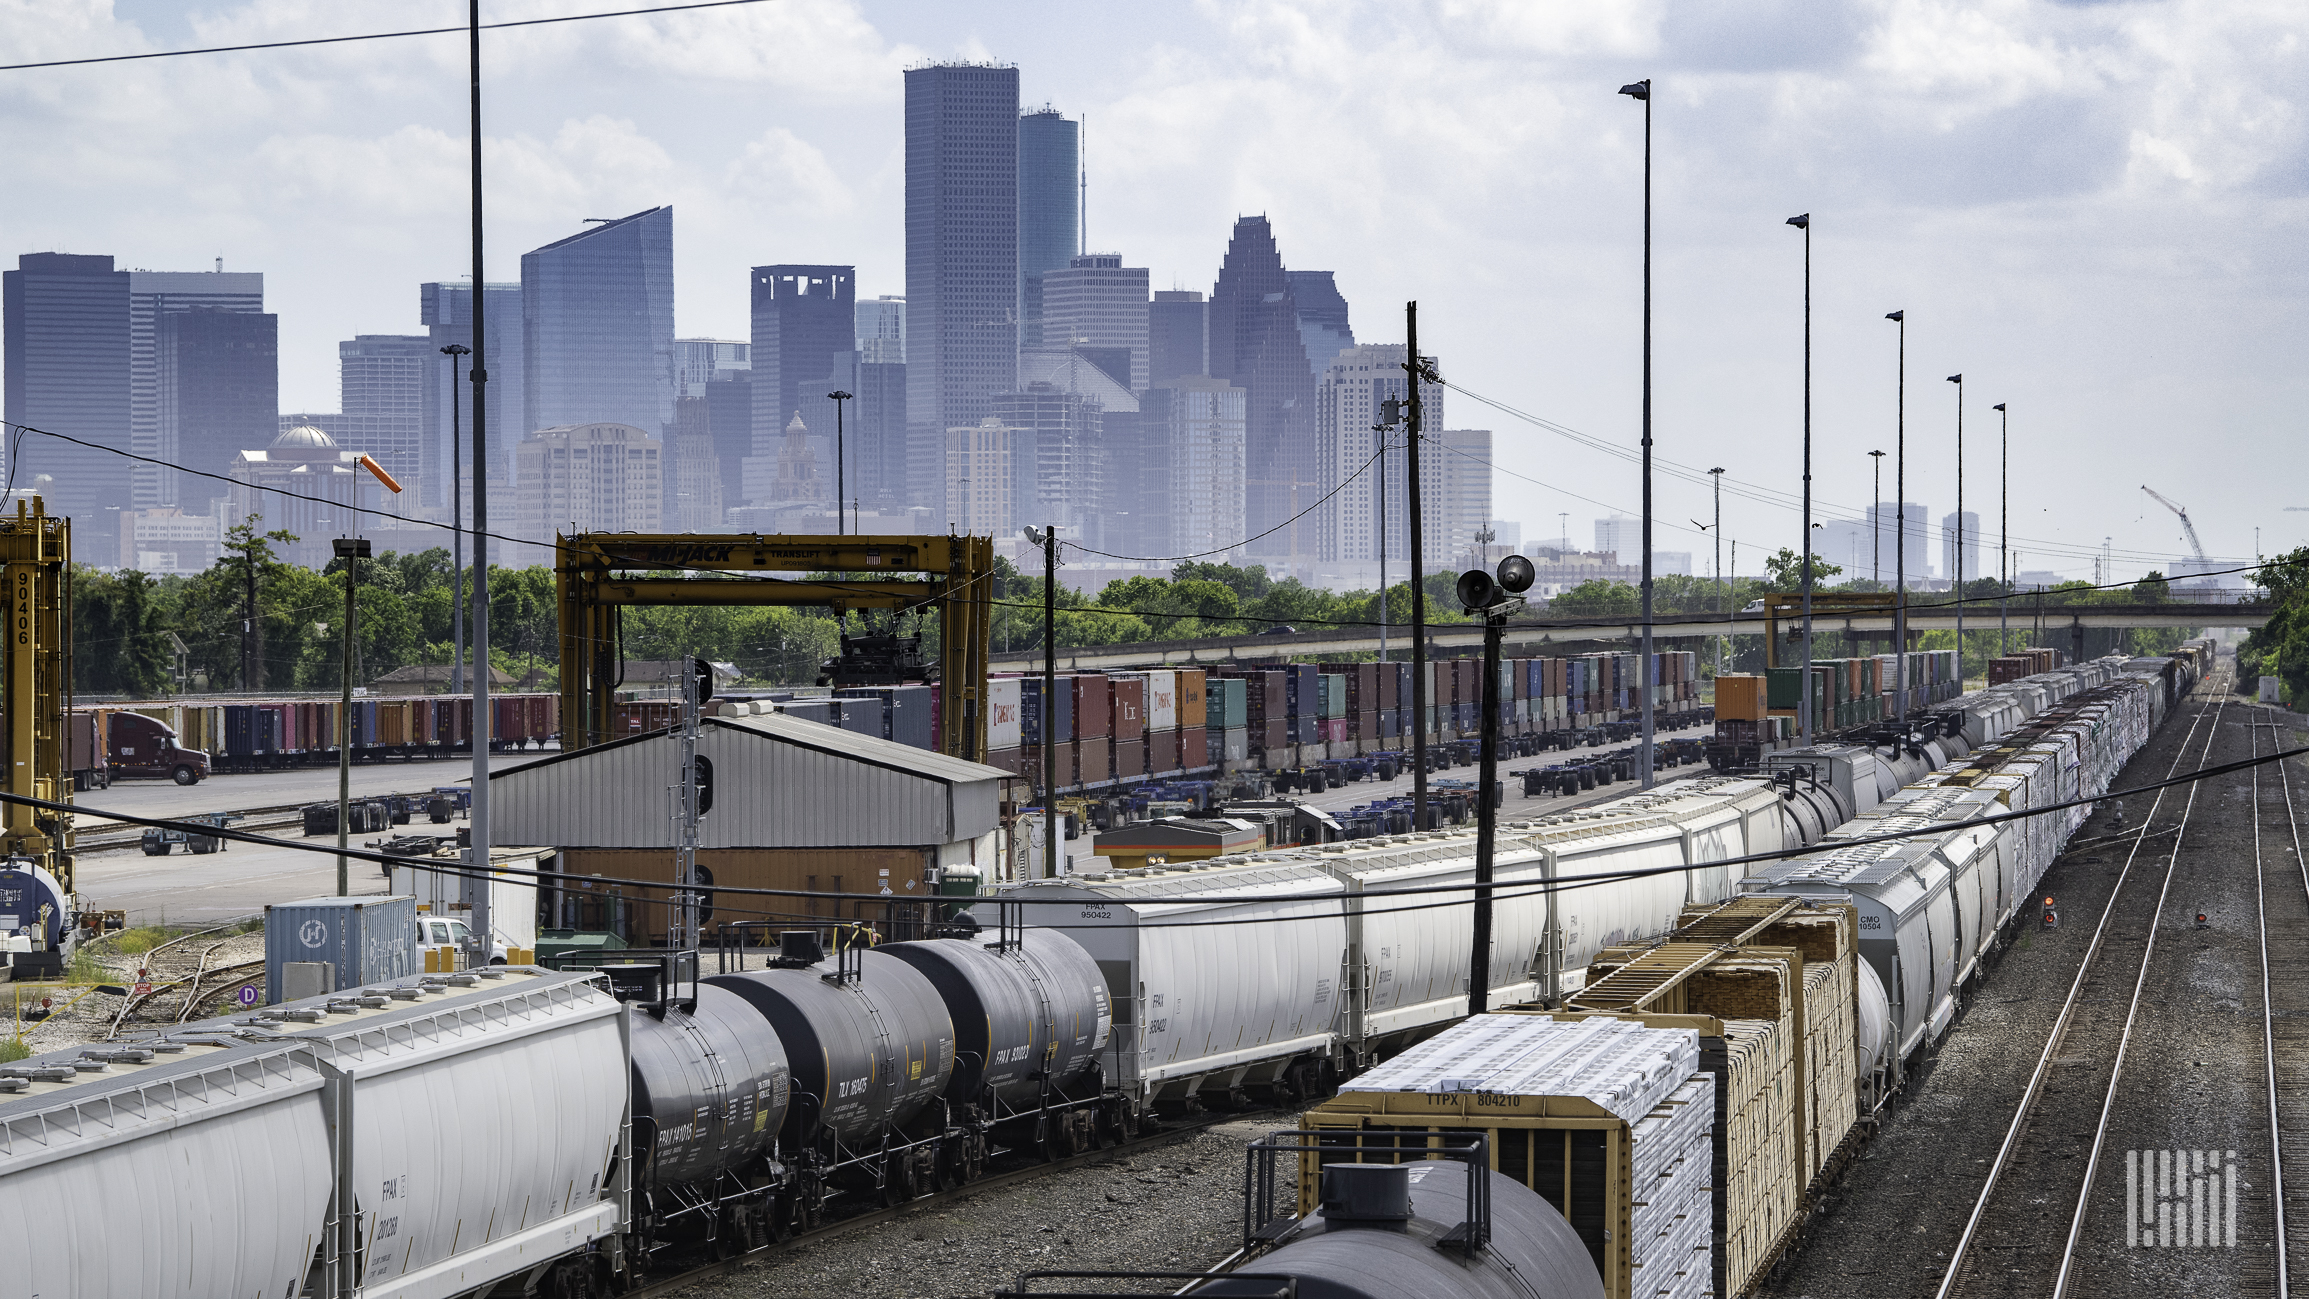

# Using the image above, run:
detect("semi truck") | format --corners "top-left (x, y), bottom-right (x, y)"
top-left (104, 711), bottom-right (210, 784)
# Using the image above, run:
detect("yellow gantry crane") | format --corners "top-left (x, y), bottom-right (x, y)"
top-left (556, 532), bottom-right (995, 758)
top-left (1, 498), bottom-right (74, 892)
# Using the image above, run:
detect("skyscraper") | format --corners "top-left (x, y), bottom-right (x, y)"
top-left (906, 63), bottom-right (1020, 523)
top-left (1209, 216), bottom-right (1315, 562)
top-left (129, 268), bottom-right (264, 510)
top-left (4, 254), bottom-right (130, 560)
top-left (1148, 290), bottom-right (1208, 389)
top-left (992, 382), bottom-right (1104, 543)
top-left (421, 280), bottom-right (524, 506)
top-left (1312, 343), bottom-right (1440, 565)
top-left (750, 265), bottom-right (855, 463)
top-left (157, 308), bottom-right (278, 513)
top-left (513, 422), bottom-right (662, 560)
top-left (856, 295), bottom-right (906, 363)
top-left (1017, 107), bottom-right (1080, 350)
top-left (1040, 254), bottom-right (1149, 391)
top-left (1594, 515), bottom-right (1639, 561)
top-left (334, 334), bottom-right (428, 497)
top-left (1941, 510), bottom-right (1982, 584)
top-left (521, 207), bottom-right (676, 436)
top-left (675, 338), bottom-right (749, 391)
top-left (1436, 429), bottom-right (1494, 567)
top-left (1138, 379), bottom-right (1247, 562)
top-left (1286, 271), bottom-right (1354, 375)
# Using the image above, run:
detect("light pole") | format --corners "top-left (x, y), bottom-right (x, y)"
top-left (1709, 466), bottom-right (1724, 678)
top-left (1869, 450), bottom-right (1885, 587)
top-left (1024, 525), bottom-right (1059, 880)
top-left (1993, 402), bottom-right (2008, 658)
top-left (1620, 75), bottom-right (1656, 787)
top-left (440, 343), bottom-right (470, 694)
top-left (1788, 213), bottom-right (1814, 744)
top-left (1405, 303), bottom-right (1433, 824)
top-left (1886, 310), bottom-right (1906, 714)
top-left (1947, 373), bottom-right (1965, 686)
top-left (332, 537), bottom-right (372, 898)
top-left (464, 0), bottom-right (494, 959)
top-left (828, 389), bottom-right (854, 534)
top-left (1374, 413), bottom-right (1393, 665)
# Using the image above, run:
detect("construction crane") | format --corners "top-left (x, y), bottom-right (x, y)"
top-left (2141, 485), bottom-right (2210, 578)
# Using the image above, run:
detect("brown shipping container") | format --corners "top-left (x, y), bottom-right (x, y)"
top-left (1114, 737), bottom-right (1147, 779)
top-left (1716, 674), bottom-right (1768, 722)
top-left (1180, 726), bottom-right (1210, 770)
top-left (1075, 738), bottom-right (1110, 786)
top-left (1148, 727), bottom-right (1179, 773)
top-left (1177, 669), bottom-right (1208, 729)
top-left (1110, 676), bottom-right (1148, 741)
top-left (1259, 718), bottom-right (1287, 752)
top-left (1379, 664), bottom-right (1400, 710)
top-left (984, 745), bottom-right (1022, 777)
top-left (1072, 674), bottom-right (1112, 739)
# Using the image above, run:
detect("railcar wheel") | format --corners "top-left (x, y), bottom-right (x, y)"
top-left (934, 1142), bottom-right (963, 1191)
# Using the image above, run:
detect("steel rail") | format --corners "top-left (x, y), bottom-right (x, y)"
top-left (2050, 668), bottom-right (2237, 1298)
top-left (2273, 709), bottom-right (2308, 1296)
top-left (2254, 711), bottom-right (2289, 1297)
top-left (102, 920), bottom-right (247, 1036)
top-left (1933, 667), bottom-right (2228, 1299)
top-left (619, 1108), bottom-right (1262, 1299)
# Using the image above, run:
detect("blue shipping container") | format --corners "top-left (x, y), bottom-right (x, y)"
top-left (265, 894), bottom-right (418, 1004)
top-left (1022, 677), bottom-right (1076, 743)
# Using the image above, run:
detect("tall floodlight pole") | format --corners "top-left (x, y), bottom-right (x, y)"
top-left (1375, 417), bottom-right (1391, 664)
top-left (1405, 303), bottom-right (1431, 826)
top-left (1620, 77), bottom-right (1655, 787)
top-left (1994, 403), bottom-right (2009, 658)
top-left (1709, 467), bottom-right (1724, 678)
top-left (1789, 214), bottom-right (1814, 744)
top-left (1947, 374), bottom-right (1965, 684)
top-left (465, 0), bottom-right (494, 956)
top-left (1886, 310), bottom-right (1906, 716)
top-left (1025, 526), bottom-right (1059, 880)
top-left (440, 344), bottom-right (470, 694)
top-left (829, 389), bottom-right (854, 534)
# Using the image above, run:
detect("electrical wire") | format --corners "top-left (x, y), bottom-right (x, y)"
top-left (17, 736), bottom-right (2300, 925)
top-left (1060, 435), bottom-right (1395, 566)
top-left (0, 0), bottom-right (780, 73)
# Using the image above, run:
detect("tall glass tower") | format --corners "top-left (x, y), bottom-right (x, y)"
top-left (1017, 107), bottom-right (1079, 350)
top-left (905, 64), bottom-right (1019, 519)
top-left (1210, 217), bottom-right (1315, 561)
top-left (521, 206), bottom-right (676, 437)
top-left (421, 281), bottom-right (524, 504)
top-left (749, 264), bottom-right (855, 457)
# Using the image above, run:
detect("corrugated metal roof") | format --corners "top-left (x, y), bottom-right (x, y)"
top-left (490, 713), bottom-right (1004, 849)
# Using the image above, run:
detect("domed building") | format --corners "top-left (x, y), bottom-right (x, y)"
top-left (227, 423), bottom-right (376, 569)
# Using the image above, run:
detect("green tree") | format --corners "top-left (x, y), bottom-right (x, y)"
top-left (71, 567), bottom-right (174, 696)
top-left (1171, 561), bottom-right (1271, 604)
top-left (1761, 547), bottom-right (1842, 590)
top-left (1548, 579), bottom-right (1640, 617)
top-left (2242, 548), bottom-right (2309, 707)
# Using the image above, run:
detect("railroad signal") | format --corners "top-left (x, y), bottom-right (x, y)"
top-left (2041, 895), bottom-right (2060, 929)
top-left (2195, 909), bottom-right (2210, 929)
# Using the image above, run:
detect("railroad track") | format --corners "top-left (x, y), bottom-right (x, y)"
top-left (2256, 704), bottom-right (2309, 1297)
top-left (1935, 665), bottom-right (2237, 1299)
top-left (624, 1107), bottom-right (1269, 1299)
top-left (74, 794), bottom-right (467, 853)
top-left (96, 920), bottom-right (267, 1034)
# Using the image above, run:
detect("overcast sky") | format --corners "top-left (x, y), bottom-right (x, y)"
top-left (4, 0), bottom-right (2302, 580)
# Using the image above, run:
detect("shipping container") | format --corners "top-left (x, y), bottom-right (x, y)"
top-left (1073, 674), bottom-right (1113, 739)
top-left (1023, 676), bottom-right (1077, 744)
top-left (1075, 737), bottom-right (1110, 786)
top-left (1114, 737), bottom-right (1147, 780)
top-left (264, 894), bottom-right (419, 1004)
top-left (1205, 677), bottom-right (1248, 730)
top-left (987, 676), bottom-right (1024, 751)
top-left (1147, 726), bottom-right (1179, 774)
top-left (1110, 675), bottom-right (1148, 742)
top-left (1145, 669), bottom-right (1179, 731)
top-left (1217, 727), bottom-right (1249, 763)
top-left (1179, 726), bottom-right (1210, 771)
top-left (1177, 668), bottom-right (1209, 729)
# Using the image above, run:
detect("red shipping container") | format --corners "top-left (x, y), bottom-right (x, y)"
top-left (1110, 676), bottom-right (1147, 742)
top-left (1148, 727), bottom-right (1179, 773)
top-left (984, 746), bottom-right (1023, 776)
top-left (1072, 675), bottom-right (1112, 739)
top-left (1180, 727), bottom-right (1210, 770)
top-left (1259, 718), bottom-right (1287, 751)
top-left (1322, 718), bottom-right (1348, 743)
top-left (1114, 738), bottom-right (1146, 779)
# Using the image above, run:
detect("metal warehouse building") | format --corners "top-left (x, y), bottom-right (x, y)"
top-left (489, 711), bottom-right (1006, 946)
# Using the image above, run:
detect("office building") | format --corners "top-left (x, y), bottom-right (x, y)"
top-left (665, 396), bottom-right (723, 532)
top-left (1435, 429), bottom-right (1494, 570)
top-left (10, 254), bottom-right (134, 546)
top-left (420, 280), bottom-right (524, 507)
top-left (118, 507), bottom-right (223, 574)
top-left (1148, 290), bottom-right (1208, 389)
top-left (130, 268), bottom-right (265, 511)
top-left (155, 307), bottom-right (278, 513)
top-left (750, 265), bottom-right (854, 458)
top-left (944, 417), bottom-right (1013, 539)
top-left (676, 338), bottom-right (749, 391)
top-left (853, 354), bottom-right (908, 512)
top-left (1141, 378), bottom-right (1247, 562)
top-left (228, 425), bottom-right (375, 569)
top-left (333, 335), bottom-right (429, 497)
top-left (1594, 515), bottom-right (1638, 562)
top-left (906, 63), bottom-right (1020, 521)
top-left (1490, 520), bottom-right (1522, 550)
top-left (1313, 343), bottom-right (1441, 565)
top-left (1040, 254), bottom-right (1149, 392)
top-left (1209, 216), bottom-right (1316, 561)
top-left (1287, 271), bottom-right (1354, 374)
top-left (856, 295), bottom-right (906, 363)
top-left (521, 207), bottom-right (676, 436)
top-left (741, 412), bottom-right (827, 508)
top-left (1017, 107), bottom-right (1080, 351)
top-left (1941, 510), bottom-right (1982, 585)
top-left (992, 382), bottom-right (1103, 543)
top-left (513, 422), bottom-right (663, 562)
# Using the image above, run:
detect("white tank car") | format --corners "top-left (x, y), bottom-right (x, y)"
top-left (0, 967), bottom-right (627, 1299)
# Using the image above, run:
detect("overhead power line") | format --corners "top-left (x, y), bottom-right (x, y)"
top-left (0, 0), bottom-right (780, 73)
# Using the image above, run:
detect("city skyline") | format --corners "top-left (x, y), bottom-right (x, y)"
top-left (0, 4), bottom-right (2295, 583)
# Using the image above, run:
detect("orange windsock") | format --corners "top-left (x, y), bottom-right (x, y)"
top-left (358, 453), bottom-right (404, 493)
